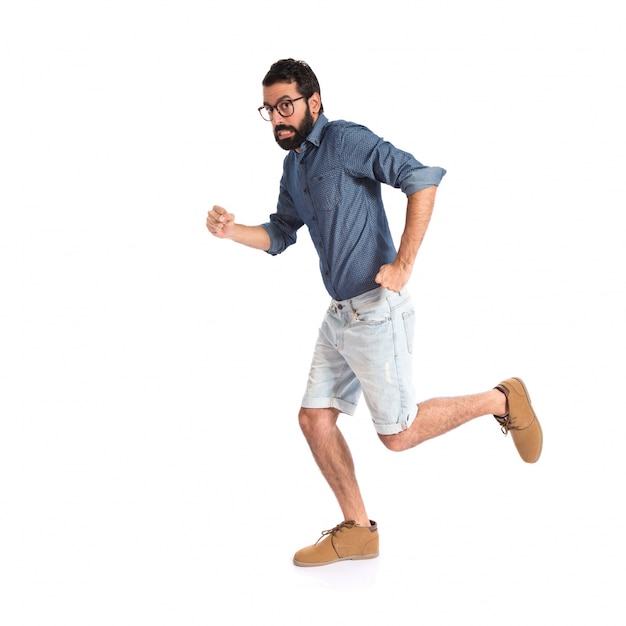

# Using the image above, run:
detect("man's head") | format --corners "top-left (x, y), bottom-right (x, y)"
top-left (260, 58), bottom-right (323, 151)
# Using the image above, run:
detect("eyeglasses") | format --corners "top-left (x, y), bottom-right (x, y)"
top-left (258, 97), bottom-right (305, 121)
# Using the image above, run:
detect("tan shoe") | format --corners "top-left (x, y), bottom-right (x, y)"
top-left (293, 520), bottom-right (379, 567)
top-left (494, 377), bottom-right (543, 463)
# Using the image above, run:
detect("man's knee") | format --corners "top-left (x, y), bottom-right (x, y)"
top-left (378, 431), bottom-right (418, 452)
top-left (298, 407), bottom-right (339, 437)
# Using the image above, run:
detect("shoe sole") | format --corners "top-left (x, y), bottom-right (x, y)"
top-left (293, 552), bottom-right (379, 567)
top-left (509, 376), bottom-right (543, 463)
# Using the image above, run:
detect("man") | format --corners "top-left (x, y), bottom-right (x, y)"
top-left (206, 58), bottom-right (542, 567)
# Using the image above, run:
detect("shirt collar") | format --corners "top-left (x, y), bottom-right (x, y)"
top-left (303, 113), bottom-right (328, 149)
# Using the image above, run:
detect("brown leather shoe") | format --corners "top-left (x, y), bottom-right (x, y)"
top-left (494, 377), bottom-right (543, 463)
top-left (293, 520), bottom-right (379, 567)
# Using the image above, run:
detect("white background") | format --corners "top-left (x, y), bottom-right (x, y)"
top-left (1, 1), bottom-right (624, 624)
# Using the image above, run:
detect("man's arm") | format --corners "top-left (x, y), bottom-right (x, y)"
top-left (206, 205), bottom-right (271, 251)
top-left (375, 185), bottom-right (437, 292)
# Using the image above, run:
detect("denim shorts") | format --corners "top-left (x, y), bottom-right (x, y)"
top-left (302, 287), bottom-right (418, 435)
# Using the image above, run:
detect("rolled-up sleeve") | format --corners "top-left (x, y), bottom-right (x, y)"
top-left (400, 165), bottom-right (447, 196)
top-left (343, 123), bottom-right (446, 196)
top-left (260, 216), bottom-right (301, 255)
top-left (260, 184), bottom-right (304, 256)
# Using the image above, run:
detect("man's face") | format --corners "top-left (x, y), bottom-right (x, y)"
top-left (262, 82), bottom-right (319, 152)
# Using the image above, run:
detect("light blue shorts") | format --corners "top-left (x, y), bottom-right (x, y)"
top-left (302, 287), bottom-right (418, 435)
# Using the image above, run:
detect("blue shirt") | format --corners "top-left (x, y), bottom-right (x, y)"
top-left (261, 114), bottom-right (446, 300)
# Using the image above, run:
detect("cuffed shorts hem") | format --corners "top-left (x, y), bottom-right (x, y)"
top-left (372, 404), bottom-right (419, 435)
top-left (301, 396), bottom-right (357, 416)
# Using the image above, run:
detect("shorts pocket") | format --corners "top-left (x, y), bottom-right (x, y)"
top-left (353, 305), bottom-right (391, 326)
top-left (402, 308), bottom-right (416, 354)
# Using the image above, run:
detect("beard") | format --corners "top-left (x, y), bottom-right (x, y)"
top-left (274, 105), bottom-right (315, 151)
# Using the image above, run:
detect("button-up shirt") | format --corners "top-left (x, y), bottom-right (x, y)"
top-left (261, 114), bottom-right (446, 300)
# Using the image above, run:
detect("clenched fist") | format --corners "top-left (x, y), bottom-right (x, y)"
top-left (206, 205), bottom-right (235, 239)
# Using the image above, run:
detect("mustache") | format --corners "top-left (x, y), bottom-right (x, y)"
top-left (274, 124), bottom-right (297, 134)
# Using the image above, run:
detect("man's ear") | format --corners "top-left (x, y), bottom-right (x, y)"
top-left (308, 92), bottom-right (322, 116)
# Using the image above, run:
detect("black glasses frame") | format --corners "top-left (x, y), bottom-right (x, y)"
top-left (258, 96), bottom-right (305, 121)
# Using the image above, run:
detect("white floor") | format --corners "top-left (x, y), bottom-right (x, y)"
top-left (2, 373), bottom-right (622, 625)
top-left (1, 2), bottom-right (625, 624)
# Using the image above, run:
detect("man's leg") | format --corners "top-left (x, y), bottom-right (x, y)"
top-left (378, 387), bottom-right (506, 451)
top-left (379, 388), bottom-right (506, 451)
top-left (293, 298), bottom-right (379, 566)
top-left (298, 406), bottom-right (370, 528)
top-left (294, 406), bottom-right (379, 567)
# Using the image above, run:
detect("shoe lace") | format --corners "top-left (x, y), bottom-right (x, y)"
top-left (316, 520), bottom-right (356, 544)
top-left (496, 414), bottom-right (514, 435)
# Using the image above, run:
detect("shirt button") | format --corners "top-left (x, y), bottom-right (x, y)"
top-left (303, 188), bottom-right (308, 194)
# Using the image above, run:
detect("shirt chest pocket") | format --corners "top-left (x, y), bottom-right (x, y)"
top-left (307, 168), bottom-right (342, 212)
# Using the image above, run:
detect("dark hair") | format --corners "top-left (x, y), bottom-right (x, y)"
top-left (262, 58), bottom-right (324, 113)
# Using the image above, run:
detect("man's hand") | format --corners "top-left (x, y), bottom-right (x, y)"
top-left (205, 205), bottom-right (271, 251)
top-left (376, 186), bottom-right (437, 292)
top-left (375, 260), bottom-right (412, 293)
top-left (206, 205), bottom-right (235, 239)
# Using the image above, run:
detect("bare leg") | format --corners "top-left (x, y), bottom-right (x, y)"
top-left (298, 407), bottom-right (370, 527)
top-left (379, 388), bottom-right (507, 452)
